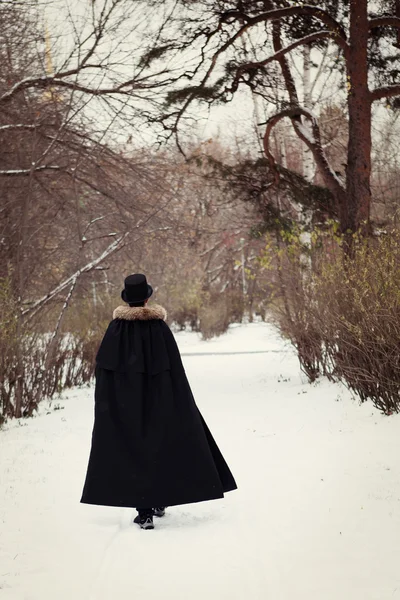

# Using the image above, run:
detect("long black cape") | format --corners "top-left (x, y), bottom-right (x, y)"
top-left (81, 305), bottom-right (237, 508)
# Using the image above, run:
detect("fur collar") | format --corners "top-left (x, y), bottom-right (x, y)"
top-left (113, 304), bottom-right (167, 321)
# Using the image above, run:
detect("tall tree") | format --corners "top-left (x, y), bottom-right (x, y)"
top-left (159, 0), bottom-right (400, 236)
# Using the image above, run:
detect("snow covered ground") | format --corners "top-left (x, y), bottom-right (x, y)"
top-left (1, 322), bottom-right (400, 600)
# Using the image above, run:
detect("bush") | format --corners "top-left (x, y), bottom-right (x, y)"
top-left (0, 289), bottom-right (115, 422)
top-left (263, 226), bottom-right (400, 414)
top-left (199, 291), bottom-right (244, 340)
top-left (157, 279), bottom-right (206, 331)
top-left (156, 278), bottom-right (246, 336)
top-left (0, 272), bottom-right (246, 421)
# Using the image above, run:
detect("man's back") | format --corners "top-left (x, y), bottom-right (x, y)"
top-left (81, 274), bottom-right (237, 527)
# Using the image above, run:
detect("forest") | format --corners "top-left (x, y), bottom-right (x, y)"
top-left (1, 0), bottom-right (400, 419)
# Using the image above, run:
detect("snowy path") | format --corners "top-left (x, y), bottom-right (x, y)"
top-left (1, 323), bottom-right (400, 600)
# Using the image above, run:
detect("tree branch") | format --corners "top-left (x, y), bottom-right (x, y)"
top-left (266, 19), bottom-right (344, 205)
top-left (22, 232), bottom-right (129, 318)
top-left (221, 6), bottom-right (347, 41)
top-left (171, 4), bottom-right (349, 142)
top-left (233, 31), bottom-right (348, 86)
top-left (271, 19), bottom-right (299, 105)
top-left (262, 107), bottom-right (345, 201)
top-left (0, 166), bottom-right (62, 177)
top-left (371, 84), bottom-right (400, 102)
top-left (369, 16), bottom-right (400, 30)
top-left (0, 123), bottom-right (40, 131)
top-left (0, 73), bottom-right (169, 104)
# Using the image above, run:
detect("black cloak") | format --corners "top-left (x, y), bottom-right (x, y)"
top-left (81, 304), bottom-right (237, 509)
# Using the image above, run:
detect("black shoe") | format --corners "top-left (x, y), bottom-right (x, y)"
top-left (134, 512), bottom-right (154, 530)
top-left (153, 507), bottom-right (166, 518)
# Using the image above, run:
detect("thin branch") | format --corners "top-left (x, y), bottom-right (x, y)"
top-left (47, 276), bottom-right (78, 350)
top-left (271, 20), bottom-right (299, 106)
top-left (262, 107), bottom-right (345, 200)
top-left (309, 44), bottom-right (332, 99)
top-left (22, 232), bottom-right (129, 318)
top-left (233, 31), bottom-right (347, 86)
top-left (0, 166), bottom-right (62, 177)
top-left (171, 4), bottom-right (349, 142)
top-left (221, 6), bottom-right (347, 40)
top-left (0, 123), bottom-right (42, 131)
top-left (371, 85), bottom-right (400, 102)
top-left (0, 73), bottom-right (170, 104)
top-left (369, 16), bottom-right (400, 30)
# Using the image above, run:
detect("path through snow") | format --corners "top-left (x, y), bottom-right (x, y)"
top-left (1, 323), bottom-right (400, 599)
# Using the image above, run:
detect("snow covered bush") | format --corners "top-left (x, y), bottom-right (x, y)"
top-left (263, 226), bottom-right (400, 414)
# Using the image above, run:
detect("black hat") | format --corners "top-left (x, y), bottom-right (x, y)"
top-left (121, 274), bottom-right (153, 304)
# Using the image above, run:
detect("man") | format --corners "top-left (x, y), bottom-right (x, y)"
top-left (81, 273), bottom-right (237, 530)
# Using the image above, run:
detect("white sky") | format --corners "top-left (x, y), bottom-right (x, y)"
top-left (38, 0), bottom-right (396, 156)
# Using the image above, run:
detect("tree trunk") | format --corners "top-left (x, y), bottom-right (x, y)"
top-left (345, 0), bottom-right (372, 234)
top-left (14, 175), bottom-right (33, 418)
top-left (302, 44), bottom-right (314, 183)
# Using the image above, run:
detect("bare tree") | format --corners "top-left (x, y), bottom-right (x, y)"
top-left (0, 0), bottom-right (182, 418)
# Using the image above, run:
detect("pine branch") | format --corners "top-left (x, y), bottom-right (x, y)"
top-left (371, 84), bottom-right (400, 102)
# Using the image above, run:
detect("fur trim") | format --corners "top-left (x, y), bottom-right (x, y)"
top-left (113, 304), bottom-right (167, 322)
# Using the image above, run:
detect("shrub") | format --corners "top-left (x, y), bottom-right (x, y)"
top-left (0, 289), bottom-right (115, 422)
top-left (262, 225), bottom-right (400, 414)
top-left (199, 291), bottom-right (244, 340)
top-left (0, 272), bottom-right (246, 420)
top-left (157, 279), bottom-right (206, 331)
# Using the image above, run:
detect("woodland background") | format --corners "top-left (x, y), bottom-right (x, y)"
top-left (2, 0), bottom-right (400, 421)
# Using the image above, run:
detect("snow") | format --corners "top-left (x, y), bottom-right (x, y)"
top-left (0, 166), bottom-right (61, 177)
top-left (327, 162), bottom-right (345, 187)
top-left (0, 125), bottom-right (36, 131)
top-left (1, 322), bottom-right (400, 600)
top-left (0, 76), bottom-right (48, 103)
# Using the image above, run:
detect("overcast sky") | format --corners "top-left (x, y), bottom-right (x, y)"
top-left (40, 0), bottom-right (394, 155)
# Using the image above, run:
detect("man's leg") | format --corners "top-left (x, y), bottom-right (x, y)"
top-left (137, 507), bottom-right (153, 518)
